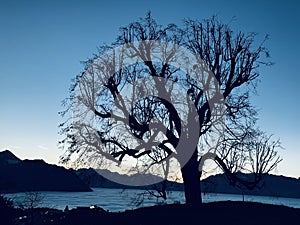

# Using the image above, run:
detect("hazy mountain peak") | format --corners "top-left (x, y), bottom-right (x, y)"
top-left (0, 150), bottom-right (21, 165)
top-left (0, 150), bottom-right (92, 193)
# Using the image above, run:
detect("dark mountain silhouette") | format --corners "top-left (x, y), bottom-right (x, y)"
top-left (0, 150), bottom-right (91, 193)
top-left (72, 168), bottom-right (183, 190)
top-left (74, 168), bottom-right (300, 198)
top-left (201, 173), bottom-right (300, 198)
top-left (0, 150), bottom-right (22, 165)
top-left (1, 150), bottom-right (299, 198)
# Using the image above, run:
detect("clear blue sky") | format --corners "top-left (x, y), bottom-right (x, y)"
top-left (0, 0), bottom-right (299, 178)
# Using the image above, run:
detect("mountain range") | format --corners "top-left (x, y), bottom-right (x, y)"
top-left (201, 173), bottom-right (300, 198)
top-left (74, 168), bottom-right (300, 198)
top-left (1, 150), bottom-right (300, 199)
top-left (0, 150), bottom-right (91, 193)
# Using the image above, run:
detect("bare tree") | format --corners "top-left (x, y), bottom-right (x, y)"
top-left (16, 192), bottom-right (44, 210)
top-left (59, 13), bottom-right (281, 207)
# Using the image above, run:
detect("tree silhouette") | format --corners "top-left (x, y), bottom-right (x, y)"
top-left (59, 13), bottom-right (281, 206)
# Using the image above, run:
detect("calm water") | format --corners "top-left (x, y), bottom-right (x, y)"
top-left (4, 188), bottom-right (300, 212)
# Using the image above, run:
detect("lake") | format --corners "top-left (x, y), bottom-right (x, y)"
top-left (4, 188), bottom-right (300, 212)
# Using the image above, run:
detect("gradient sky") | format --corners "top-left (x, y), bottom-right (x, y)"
top-left (0, 0), bottom-right (299, 178)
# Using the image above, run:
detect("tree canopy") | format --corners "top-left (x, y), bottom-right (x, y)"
top-left (59, 13), bottom-right (281, 206)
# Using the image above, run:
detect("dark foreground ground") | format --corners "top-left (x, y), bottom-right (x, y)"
top-left (2, 201), bottom-right (300, 225)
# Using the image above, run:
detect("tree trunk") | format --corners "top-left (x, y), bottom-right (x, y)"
top-left (180, 150), bottom-right (202, 207)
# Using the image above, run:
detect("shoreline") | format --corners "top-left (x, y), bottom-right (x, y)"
top-left (3, 201), bottom-right (300, 225)
top-left (4, 189), bottom-right (300, 211)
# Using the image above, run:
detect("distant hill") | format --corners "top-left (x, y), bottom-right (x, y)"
top-left (2, 150), bottom-right (299, 198)
top-left (74, 168), bottom-right (300, 198)
top-left (201, 173), bottom-right (300, 198)
top-left (0, 150), bottom-right (92, 193)
top-left (0, 150), bottom-right (22, 165)
top-left (72, 168), bottom-right (183, 191)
